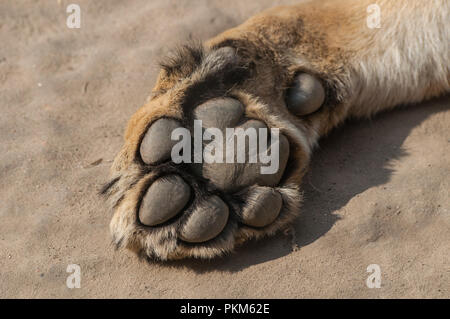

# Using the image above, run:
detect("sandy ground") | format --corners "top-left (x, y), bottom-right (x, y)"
top-left (0, 0), bottom-right (449, 298)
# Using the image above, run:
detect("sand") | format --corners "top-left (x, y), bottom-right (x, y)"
top-left (0, 0), bottom-right (448, 298)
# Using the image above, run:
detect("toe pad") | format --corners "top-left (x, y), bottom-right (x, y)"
top-left (140, 118), bottom-right (183, 165)
top-left (180, 195), bottom-right (229, 243)
top-left (194, 97), bottom-right (244, 130)
top-left (139, 175), bottom-right (191, 226)
top-left (286, 73), bottom-right (325, 116)
top-left (240, 187), bottom-right (282, 227)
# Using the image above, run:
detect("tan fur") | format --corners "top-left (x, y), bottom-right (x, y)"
top-left (105, 0), bottom-right (449, 260)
